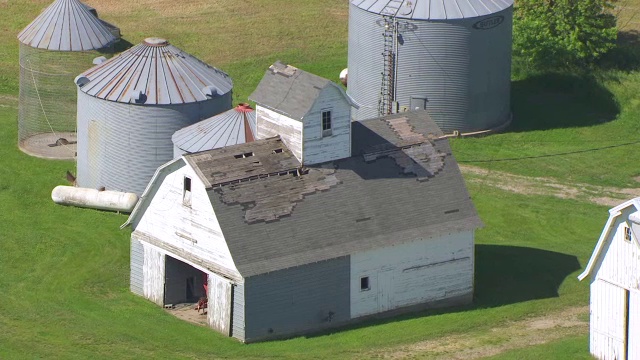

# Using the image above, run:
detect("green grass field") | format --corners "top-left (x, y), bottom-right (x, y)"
top-left (1, 0), bottom-right (639, 358)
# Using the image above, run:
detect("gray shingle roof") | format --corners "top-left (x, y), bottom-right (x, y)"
top-left (248, 61), bottom-right (336, 121)
top-left (186, 111), bottom-right (482, 277)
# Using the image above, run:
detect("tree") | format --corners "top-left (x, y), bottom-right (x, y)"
top-left (513, 0), bottom-right (618, 70)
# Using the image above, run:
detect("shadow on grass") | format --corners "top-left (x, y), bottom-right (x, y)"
top-left (113, 38), bottom-right (134, 53)
top-left (598, 30), bottom-right (640, 72)
top-left (303, 244), bottom-right (580, 340)
top-left (509, 73), bottom-right (619, 132)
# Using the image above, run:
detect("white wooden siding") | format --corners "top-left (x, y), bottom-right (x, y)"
top-left (208, 272), bottom-right (232, 335)
top-left (593, 214), bottom-right (640, 292)
top-left (629, 291), bottom-right (640, 360)
top-left (302, 86), bottom-right (351, 164)
top-left (350, 231), bottom-right (474, 318)
top-left (143, 243), bottom-right (165, 306)
top-left (590, 279), bottom-right (627, 360)
top-left (255, 106), bottom-right (303, 162)
top-left (134, 160), bottom-right (240, 278)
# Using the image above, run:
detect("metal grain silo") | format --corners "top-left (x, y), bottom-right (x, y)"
top-left (348, 0), bottom-right (513, 133)
top-left (172, 103), bottom-right (256, 158)
top-left (75, 37), bottom-right (233, 195)
top-left (17, 0), bottom-right (117, 159)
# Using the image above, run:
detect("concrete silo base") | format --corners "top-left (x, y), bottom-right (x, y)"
top-left (19, 132), bottom-right (77, 160)
top-left (439, 113), bottom-right (513, 139)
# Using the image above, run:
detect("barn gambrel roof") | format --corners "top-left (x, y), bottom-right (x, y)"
top-left (578, 197), bottom-right (640, 281)
top-left (125, 111), bottom-right (482, 277)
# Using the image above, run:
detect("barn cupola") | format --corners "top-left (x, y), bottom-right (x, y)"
top-left (249, 61), bottom-right (353, 165)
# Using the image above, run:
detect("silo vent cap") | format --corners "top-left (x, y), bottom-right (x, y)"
top-left (130, 90), bottom-right (147, 104)
top-left (75, 75), bottom-right (90, 88)
top-left (202, 86), bottom-right (219, 98)
top-left (143, 37), bottom-right (168, 47)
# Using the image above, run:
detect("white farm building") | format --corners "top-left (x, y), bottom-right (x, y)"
top-left (122, 63), bottom-right (482, 342)
top-left (579, 197), bottom-right (640, 360)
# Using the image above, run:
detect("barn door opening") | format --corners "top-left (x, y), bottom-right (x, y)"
top-left (164, 256), bottom-right (206, 306)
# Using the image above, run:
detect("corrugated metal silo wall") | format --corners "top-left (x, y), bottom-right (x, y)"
top-left (347, 5), bottom-right (512, 133)
top-left (76, 91), bottom-right (232, 195)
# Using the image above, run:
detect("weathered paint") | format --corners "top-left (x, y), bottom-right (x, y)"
top-left (143, 243), bottom-right (165, 306)
top-left (255, 106), bottom-right (303, 161)
top-left (76, 89), bottom-right (232, 195)
top-left (589, 280), bottom-right (627, 360)
top-left (208, 272), bottom-right (233, 335)
top-left (133, 159), bottom-right (240, 279)
top-left (350, 231), bottom-right (473, 318)
top-left (592, 217), bottom-right (640, 292)
top-left (629, 291), bottom-right (640, 359)
top-left (232, 283), bottom-right (245, 341)
top-left (347, 3), bottom-right (512, 132)
top-left (243, 257), bottom-right (350, 342)
top-left (130, 237), bottom-right (144, 296)
top-left (303, 85), bottom-right (352, 165)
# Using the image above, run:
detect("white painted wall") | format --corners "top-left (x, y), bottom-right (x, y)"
top-left (134, 159), bottom-right (240, 279)
top-left (589, 208), bottom-right (640, 360)
top-left (593, 214), bottom-right (640, 291)
top-left (255, 106), bottom-right (303, 162)
top-left (302, 85), bottom-right (351, 165)
top-left (143, 243), bottom-right (165, 306)
top-left (589, 279), bottom-right (627, 360)
top-left (208, 272), bottom-right (233, 335)
top-left (350, 231), bottom-right (474, 318)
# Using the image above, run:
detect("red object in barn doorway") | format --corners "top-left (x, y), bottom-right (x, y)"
top-left (203, 273), bottom-right (208, 295)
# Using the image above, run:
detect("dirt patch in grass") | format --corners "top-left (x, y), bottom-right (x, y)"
top-left (460, 165), bottom-right (640, 206)
top-left (364, 306), bottom-right (588, 360)
top-left (165, 303), bottom-right (208, 327)
top-left (0, 94), bottom-right (18, 108)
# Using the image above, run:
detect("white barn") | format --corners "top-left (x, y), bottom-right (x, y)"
top-left (122, 64), bottom-right (482, 342)
top-left (578, 197), bottom-right (640, 360)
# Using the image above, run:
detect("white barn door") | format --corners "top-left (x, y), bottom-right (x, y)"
top-left (590, 280), bottom-right (627, 360)
top-left (207, 273), bottom-right (232, 336)
top-left (629, 291), bottom-right (640, 360)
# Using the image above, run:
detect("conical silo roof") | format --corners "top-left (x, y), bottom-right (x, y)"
top-left (76, 37), bottom-right (233, 105)
top-left (351, 0), bottom-right (513, 20)
top-left (172, 103), bottom-right (256, 154)
top-left (18, 0), bottom-right (116, 51)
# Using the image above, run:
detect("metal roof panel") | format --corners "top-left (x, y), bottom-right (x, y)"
top-left (77, 38), bottom-right (233, 105)
top-left (351, 0), bottom-right (513, 19)
top-left (18, 0), bottom-right (116, 51)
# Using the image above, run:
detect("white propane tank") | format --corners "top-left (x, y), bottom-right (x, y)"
top-left (51, 186), bottom-right (138, 213)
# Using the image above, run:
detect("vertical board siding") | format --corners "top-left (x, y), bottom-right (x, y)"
top-left (133, 160), bottom-right (240, 278)
top-left (594, 214), bottom-right (640, 292)
top-left (629, 291), bottom-right (640, 359)
top-left (130, 237), bottom-right (144, 296)
top-left (303, 86), bottom-right (351, 165)
top-left (243, 257), bottom-right (350, 342)
top-left (590, 279), bottom-right (627, 360)
top-left (255, 106), bottom-right (303, 161)
top-left (232, 283), bottom-right (245, 341)
top-left (143, 244), bottom-right (166, 306)
top-left (76, 90), bottom-right (232, 195)
top-left (208, 273), bottom-right (232, 336)
top-left (350, 231), bottom-right (474, 318)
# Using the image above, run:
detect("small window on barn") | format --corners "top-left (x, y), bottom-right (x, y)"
top-left (625, 226), bottom-right (632, 242)
top-left (360, 276), bottom-right (370, 291)
top-left (322, 110), bottom-right (332, 137)
top-left (183, 176), bottom-right (192, 207)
